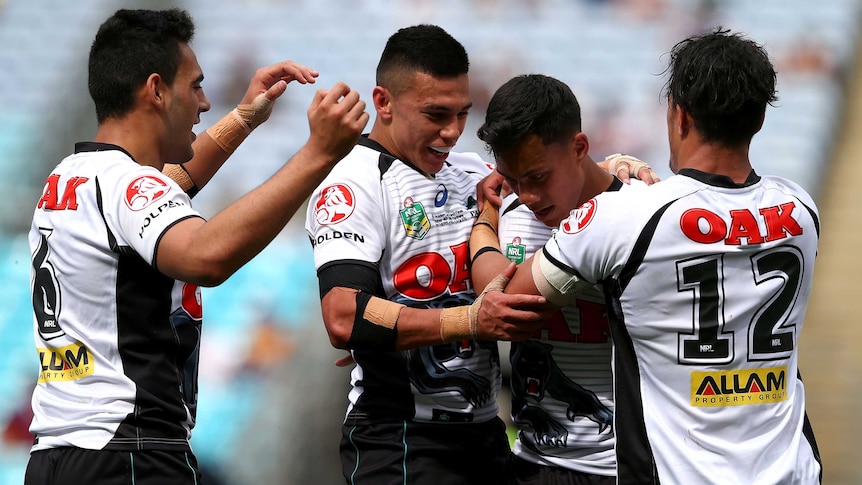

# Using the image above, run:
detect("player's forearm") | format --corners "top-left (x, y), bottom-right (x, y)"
top-left (182, 132), bottom-right (232, 189)
top-left (161, 144), bottom-right (340, 285)
top-left (471, 250), bottom-right (512, 292)
top-left (393, 307), bottom-right (449, 350)
top-left (322, 288), bottom-right (449, 351)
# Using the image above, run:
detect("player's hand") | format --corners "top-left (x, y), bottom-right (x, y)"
top-left (474, 263), bottom-right (552, 341)
top-left (306, 82), bottom-right (369, 164)
top-left (600, 153), bottom-right (661, 185)
top-left (334, 352), bottom-right (355, 367)
top-left (237, 61), bottom-right (320, 130)
top-left (477, 170), bottom-right (505, 211)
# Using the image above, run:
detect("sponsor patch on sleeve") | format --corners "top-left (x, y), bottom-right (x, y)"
top-left (125, 175), bottom-right (171, 211)
top-left (315, 184), bottom-right (356, 225)
top-left (562, 199), bottom-right (597, 234)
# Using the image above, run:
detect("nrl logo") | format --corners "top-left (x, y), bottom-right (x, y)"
top-left (505, 236), bottom-right (526, 264)
top-left (400, 197), bottom-right (430, 240)
top-left (562, 199), bottom-right (597, 234)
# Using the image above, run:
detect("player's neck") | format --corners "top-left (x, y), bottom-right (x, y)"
top-left (677, 142), bottom-right (752, 183)
top-left (581, 156), bottom-right (615, 205)
top-left (94, 117), bottom-right (164, 170)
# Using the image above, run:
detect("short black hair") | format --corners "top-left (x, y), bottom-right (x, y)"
top-left (376, 24), bottom-right (469, 95)
top-left (477, 74), bottom-right (582, 159)
top-left (88, 8), bottom-right (195, 123)
top-left (663, 28), bottom-right (778, 146)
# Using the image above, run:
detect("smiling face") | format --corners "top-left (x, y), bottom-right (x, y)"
top-left (162, 43), bottom-right (210, 164)
top-left (496, 132), bottom-right (589, 227)
top-left (372, 71), bottom-right (471, 175)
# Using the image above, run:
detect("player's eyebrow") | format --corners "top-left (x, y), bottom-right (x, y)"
top-left (424, 101), bottom-right (473, 112)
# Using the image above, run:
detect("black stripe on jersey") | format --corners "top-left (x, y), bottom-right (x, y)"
top-left (317, 260), bottom-right (384, 298)
top-left (540, 246), bottom-right (589, 282)
top-left (799, 201), bottom-right (820, 239)
top-left (798, 369), bottom-right (824, 482)
top-left (607, 176), bottom-right (625, 192)
top-left (618, 199), bottom-right (678, 293)
top-left (501, 197), bottom-right (523, 217)
top-left (110, 251), bottom-right (191, 451)
top-left (357, 135), bottom-right (401, 177)
top-left (603, 278), bottom-right (660, 485)
top-left (95, 177), bottom-right (120, 253)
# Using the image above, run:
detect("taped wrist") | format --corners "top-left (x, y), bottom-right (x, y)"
top-left (470, 204), bottom-right (501, 262)
top-left (440, 267), bottom-right (513, 343)
top-left (206, 110), bottom-right (251, 154)
top-left (347, 292), bottom-right (404, 351)
top-left (161, 163), bottom-right (199, 197)
top-left (439, 305), bottom-right (476, 343)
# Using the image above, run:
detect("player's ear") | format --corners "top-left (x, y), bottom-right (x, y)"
top-left (372, 86), bottom-right (392, 121)
top-left (571, 132), bottom-right (589, 160)
top-left (674, 104), bottom-right (692, 139)
top-left (144, 73), bottom-right (166, 109)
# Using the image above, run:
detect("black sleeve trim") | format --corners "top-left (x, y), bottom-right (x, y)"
top-left (317, 260), bottom-right (382, 298)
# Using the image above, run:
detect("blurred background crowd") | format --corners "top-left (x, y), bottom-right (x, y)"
top-left (0, 0), bottom-right (860, 483)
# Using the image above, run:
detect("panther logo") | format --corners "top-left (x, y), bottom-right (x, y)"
top-left (399, 293), bottom-right (499, 407)
top-left (510, 340), bottom-right (612, 447)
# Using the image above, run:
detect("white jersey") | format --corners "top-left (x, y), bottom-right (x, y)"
top-left (538, 169), bottom-right (822, 484)
top-left (29, 142), bottom-right (204, 452)
top-left (498, 180), bottom-right (627, 476)
top-left (305, 136), bottom-right (501, 424)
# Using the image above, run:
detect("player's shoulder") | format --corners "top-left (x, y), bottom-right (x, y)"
top-left (758, 174), bottom-right (818, 210)
top-left (445, 151), bottom-right (494, 176)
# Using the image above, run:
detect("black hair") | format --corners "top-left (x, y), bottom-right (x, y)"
top-left (663, 28), bottom-right (778, 146)
top-left (477, 74), bottom-right (582, 159)
top-left (88, 8), bottom-right (195, 122)
top-left (376, 24), bottom-right (469, 94)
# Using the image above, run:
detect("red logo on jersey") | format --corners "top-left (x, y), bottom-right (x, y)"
top-left (562, 199), bottom-right (597, 234)
top-left (125, 176), bottom-right (170, 211)
top-left (315, 184), bottom-right (355, 225)
top-left (679, 202), bottom-right (803, 245)
top-left (181, 283), bottom-right (203, 320)
top-left (37, 174), bottom-right (90, 211)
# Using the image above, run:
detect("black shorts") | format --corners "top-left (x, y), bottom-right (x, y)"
top-left (25, 447), bottom-right (201, 485)
top-left (341, 417), bottom-right (510, 484)
top-left (506, 454), bottom-right (615, 485)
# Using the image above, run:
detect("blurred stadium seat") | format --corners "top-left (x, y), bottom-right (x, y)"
top-left (0, 0), bottom-right (859, 483)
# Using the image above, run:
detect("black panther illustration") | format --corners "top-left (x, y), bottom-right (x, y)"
top-left (510, 340), bottom-right (613, 447)
top-left (397, 293), bottom-right (499, 407)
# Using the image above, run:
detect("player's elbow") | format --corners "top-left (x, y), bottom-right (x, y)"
top-left (177, 260), bottom-right (237, 287)
top-left (321, 290), bottom-right (356, 349)
top-left (322, 313), bottom-right (352, 349)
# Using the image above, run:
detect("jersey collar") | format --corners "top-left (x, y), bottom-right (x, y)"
top-left (679, 168), bottom-right (760, 188)
top-left (74, 142), bottom-right (136, 162)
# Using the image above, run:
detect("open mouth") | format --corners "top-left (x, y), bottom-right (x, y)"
top-left (527, 377), bottom-right (541, 397)
top-left (533, 206), bottom-right (553, 219)
top-left (428, 146), bottom-right (451, 157)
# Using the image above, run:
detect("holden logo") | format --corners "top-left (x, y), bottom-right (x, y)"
top-left (562, 199), bottom-right (597, 234)
top-left (315, 184), bottom-right (355, 225)
top-left (125, 175), bottom-right (170, 211)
